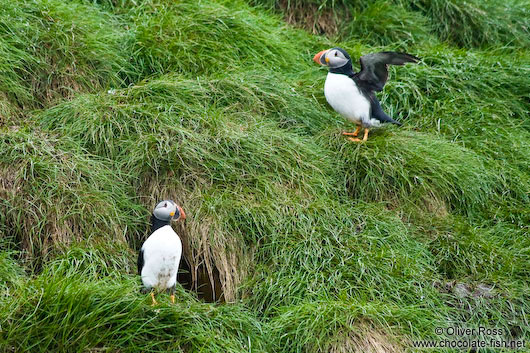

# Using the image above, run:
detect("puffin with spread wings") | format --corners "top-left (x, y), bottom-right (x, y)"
top-left (313, 48), bottom-right (419, 142)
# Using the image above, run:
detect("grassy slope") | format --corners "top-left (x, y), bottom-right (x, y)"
top-left (1, 0), bottom-right (529, 351)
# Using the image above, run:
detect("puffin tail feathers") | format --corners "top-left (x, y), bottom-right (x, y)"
top-left (382, 114), bottom-right (402, 126)
top-left (369, 94), bottom-right (403, 126)
top-left (390, 117), bottom-right (402, 126)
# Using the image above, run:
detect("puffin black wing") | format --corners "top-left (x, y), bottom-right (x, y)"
top-left (137, 248), bottom-right (144, 276)
top-left (357, 52), bottom-right (419, 92)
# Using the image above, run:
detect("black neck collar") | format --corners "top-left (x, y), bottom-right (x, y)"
top-left (329, 61), bottom-right (355, 78)
top-left (150, 214), bottom-right (170, 233)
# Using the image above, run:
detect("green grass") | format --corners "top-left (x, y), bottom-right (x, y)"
top-left (130, 0), bottom-right (302, 77)
top-left (1, 0), bottom-right (529, 351)
top-left (1, 250), bottom-right (268, 352)
top-left (250, 0), bottom-right (530, 49)
top-left (402, 0), bottom-right (530, 48)
top-left (0, 0), bottom-right (134, 115)
top-left (329, 130), bottom-right (500, 215)
top-left (0, 128), bottom-right (145, 269)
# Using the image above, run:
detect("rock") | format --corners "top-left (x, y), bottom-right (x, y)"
top-left (453, 283), bottom-right (471, 298)
top-left (472, 283), bottom-right (495, 298)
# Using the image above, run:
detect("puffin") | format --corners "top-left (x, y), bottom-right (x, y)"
top-left (138, 200), bottom-right (186, 305)
top-left (313, 48), bottom-right (419, 142)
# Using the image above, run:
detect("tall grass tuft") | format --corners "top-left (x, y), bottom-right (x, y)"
top-left (130, 0), bottom-right (301, 77)
top-left (0, 0), bottom-right (133, 113)
top-left (0, 257), bottom-right (269, 352)
top-left (403, 0), bottom-right (530, 48)
top-left (0, 128), bottom-right (144, 268)
top-left (249, 0), bottom-right (530, 48)
top-left (329, 130), bottom-right (500, 216)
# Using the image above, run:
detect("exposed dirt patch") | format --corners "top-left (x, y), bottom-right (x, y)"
top-left (434, 280), bottom-right (496, 299)
top-left (422, 193), bottom-right (449, 218)
top-left (277, 0), bottom-right (347, 36)
top-left (325, 323), bottom-right (405, 353)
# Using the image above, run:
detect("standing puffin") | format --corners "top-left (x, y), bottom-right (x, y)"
top-left (313, 48), bottom-right (419, 142)
top-left (138, 200), bottom-right (186, 305)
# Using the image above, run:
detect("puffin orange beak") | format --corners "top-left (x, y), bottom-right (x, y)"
top-left (177, 205), bottom-right (186, 221)
top-left (313, 49), bottom-right (329, 66)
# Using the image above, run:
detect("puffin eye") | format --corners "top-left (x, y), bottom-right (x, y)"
top-left (335, 52), bottom-right (338, 56)
top-left (164, 202), bottom-right (167, 207)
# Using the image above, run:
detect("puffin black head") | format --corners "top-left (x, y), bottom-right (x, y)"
top-left (313, 47), bottom-right (354, 77)
top-left (151, 200), bottom-right (186, 232)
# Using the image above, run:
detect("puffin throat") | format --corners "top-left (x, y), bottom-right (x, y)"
top-left (150, 214), bottom-right (170, 233)
top-left (329, 60), bottom-right (355, 77)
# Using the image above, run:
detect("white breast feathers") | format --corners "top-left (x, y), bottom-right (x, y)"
top-left (324, 72), bottom-right (371, 126)
top-left (140, 225), bottom-right (182, 290)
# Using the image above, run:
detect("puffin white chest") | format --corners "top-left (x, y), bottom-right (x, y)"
top-left (324, 72), bottom-right (371, 124)
top-left (141, 225), bottom-right (182, 290)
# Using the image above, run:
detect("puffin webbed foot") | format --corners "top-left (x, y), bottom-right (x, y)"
top-left (342, 126), bottom-right (362, 137)
top-left (347, 129), bottom-right (370, 143)
top-left (362, 128), bottom-right (370, 141)
top-left (170, 294), bottom-right (175, 304)
top-left (150, 291), bottom-right (158, 306)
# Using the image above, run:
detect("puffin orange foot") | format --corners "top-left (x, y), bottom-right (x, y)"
top-left (342, 126), bottom-right (362, 137)
top-left (170, 294), bottom-right (175, 304)
top-left (362, 128), bottom-right (370, 142)
top-left (347, 137), bottom-right (364, 143)
top-left (150, 292), bottom-right (158, 306)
